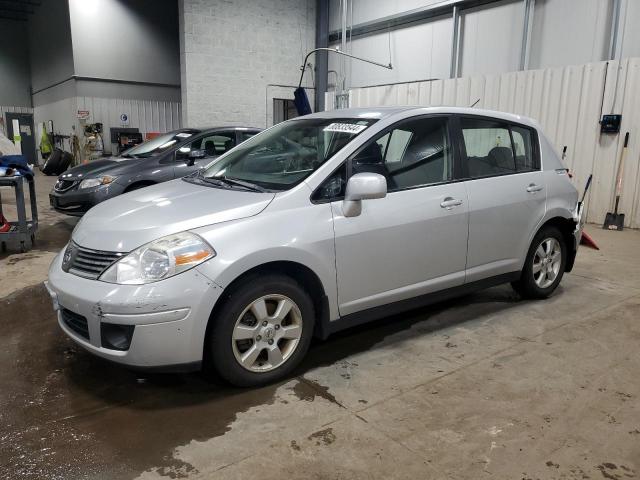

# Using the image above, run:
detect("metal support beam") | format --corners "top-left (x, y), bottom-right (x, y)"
top-left (450, 5), bottom-right (460, 78)
top-left (329, 0), bottom-right (515, 42)
top-left (519, 0), bottom-right (534, 70)
top-left (315, 0), bottom-right (329, 112)
top-left (608, 0), bottom-right (622, 60)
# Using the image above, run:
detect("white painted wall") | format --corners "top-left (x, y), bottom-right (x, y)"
top-left (529, 0), bottom-right (612, 70)
top-left (179, 0), bottom-right (315, 128)
top-left (327, 0), bottom-right (640, 94)
top-left (346, 57), bottom-right (640, 229)
top-left (328, 17), bottom-right (451, 89)
top-left (459, 0), bottom-right (524, 76)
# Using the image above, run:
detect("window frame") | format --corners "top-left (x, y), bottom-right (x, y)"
top-left (311, 114), bottom-right (462, 203)
top-left (455, 114), bottom-right (541, 181)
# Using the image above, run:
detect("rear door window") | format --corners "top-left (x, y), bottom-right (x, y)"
top-left (461, 118), bottom-right (516, 178)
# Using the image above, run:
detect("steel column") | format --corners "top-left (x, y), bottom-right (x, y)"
top-left (608, 0), bottom-right (622, 60)
top-left (519, 0), bottom-right (534, 71)
top-left (450, 6), bottom-right (460, 78)
top-left (315, 0), bottom-right (329, 112)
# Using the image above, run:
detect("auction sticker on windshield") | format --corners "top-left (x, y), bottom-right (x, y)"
top-left (176, 133), bottom-right (193, 138)
top-left (323, 123), bottom-right (368, 134)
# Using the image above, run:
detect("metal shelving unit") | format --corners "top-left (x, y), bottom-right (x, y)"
top-left (0, 175), bottom-right (38, 253)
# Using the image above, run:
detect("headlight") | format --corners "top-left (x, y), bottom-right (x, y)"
top-left (79, 175), bottom-right (117, 189)
top-left (99, 232), bottom-right (215, 284)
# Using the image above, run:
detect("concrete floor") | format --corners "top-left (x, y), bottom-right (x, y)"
top-left (1, 171), bottom-right (639, 480)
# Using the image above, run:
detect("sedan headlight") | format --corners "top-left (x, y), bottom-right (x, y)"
top-left (100, 232), bottom-right (215, 285)
top-left (79, 175), bottom-right (117, 189)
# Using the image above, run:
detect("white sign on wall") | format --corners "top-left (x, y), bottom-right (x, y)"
top-left (120, 113), bottom-right (130, 126)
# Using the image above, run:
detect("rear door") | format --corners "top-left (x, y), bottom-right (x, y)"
top-left (458, 116), bottom-right (546, 282)
top-left (330, 115), bottom-right (469, 316)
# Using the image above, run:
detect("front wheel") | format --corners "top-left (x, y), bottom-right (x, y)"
top-left (207, 274), bottom-right (315, 387)
top-left (512, 226), bottom-right (566, 299)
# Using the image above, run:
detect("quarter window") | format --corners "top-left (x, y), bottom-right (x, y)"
top-left (511, 125), bottom-right (536, 171)
top-left (351, 117), bottom-right (452, 192)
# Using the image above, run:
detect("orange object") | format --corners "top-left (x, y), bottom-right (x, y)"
top-left (145, 132), bottom-right (161, 140)
top-left (580, 231), bottom-right (599, 250)
top-left (0, 214), bottom-right (10, 233)
top-left (175, 250), bottom-right (211, 265)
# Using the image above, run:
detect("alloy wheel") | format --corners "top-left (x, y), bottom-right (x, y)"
top-left (533, 237), bottom-right (562, 289)
top-left (231, 294), bottom-right (303, 372)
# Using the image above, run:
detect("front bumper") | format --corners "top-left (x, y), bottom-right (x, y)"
top-left (46, 252), bottom-right (223, 369)
top-left (49, 183), bottom-right (126, 216)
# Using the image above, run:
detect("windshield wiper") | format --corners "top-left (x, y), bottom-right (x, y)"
top-left (215, 176), bottom-right (266, 192)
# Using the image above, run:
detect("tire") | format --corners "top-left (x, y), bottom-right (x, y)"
top-left (512, 225), bottom-right (567, 299)
top-left (207, 274), bottom-right (315, 387)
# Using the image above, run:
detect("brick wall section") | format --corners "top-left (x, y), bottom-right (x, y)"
top-left (180, 0), bottom-right (316, 128)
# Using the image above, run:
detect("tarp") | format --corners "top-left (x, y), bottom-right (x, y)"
top-left (0, 155), bottom-right (33, 178)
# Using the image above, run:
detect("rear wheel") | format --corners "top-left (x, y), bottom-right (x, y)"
top-left (512, 226), bottom-right (566, 299)
top-left (207, 274), bottom-right (314, 387)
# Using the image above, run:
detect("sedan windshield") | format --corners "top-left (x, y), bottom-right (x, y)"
top-left (124, 130), bottom-right (200, 158)
top-left (198, 118), bottom-right (376, 191)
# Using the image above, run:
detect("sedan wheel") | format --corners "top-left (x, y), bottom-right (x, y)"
top-left (532, 237), bottom-right (562, 288)
top-left (208, 274), bottom-right (315, 387)
top-left (232, 295), bottom-right (303, 372)
top-left (512, 225), bottom-right (567, 299)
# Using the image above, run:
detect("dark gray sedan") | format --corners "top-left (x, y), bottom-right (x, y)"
top-left (49, 126), bottom-right (261, 216)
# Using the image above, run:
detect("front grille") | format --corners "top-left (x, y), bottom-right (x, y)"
top-left (66, 243), bottom-right (125, 280)
top-left (55, 179), bottom-right (77, 192)
top-left (61, 308), bottom-right (89, 340)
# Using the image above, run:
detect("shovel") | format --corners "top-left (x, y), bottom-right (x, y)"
top-left (603, 132), bottom-right (629, 230)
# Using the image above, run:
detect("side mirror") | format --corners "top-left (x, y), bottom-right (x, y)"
top-left (342, 172), bottom-right (387, 217)
top-left (185, 149), bottom-right (206, 166)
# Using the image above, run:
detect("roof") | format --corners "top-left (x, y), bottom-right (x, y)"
top-left (301, 106), bottom-right (539, 129)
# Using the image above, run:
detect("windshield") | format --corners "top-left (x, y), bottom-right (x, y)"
top-left (199, 118), bottom-right (376, 191)
top-left (124, 130), bottom-right (199, 157)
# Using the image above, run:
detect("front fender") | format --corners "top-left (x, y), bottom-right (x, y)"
top-left (192, 204), bottom-right (339, 320)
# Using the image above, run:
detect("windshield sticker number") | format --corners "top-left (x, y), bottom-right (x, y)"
top-left (323, 123), bottom-right (367, 134)
top-left (176, 133), bottom-right (193, 138)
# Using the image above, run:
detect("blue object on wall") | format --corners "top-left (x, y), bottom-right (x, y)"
top-left (293, 87), bottom-right (312, 116)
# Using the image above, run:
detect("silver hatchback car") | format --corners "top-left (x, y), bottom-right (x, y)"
top-left (46, 107), bottom-right (583, 386)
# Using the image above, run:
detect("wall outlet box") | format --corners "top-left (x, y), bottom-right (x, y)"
top-left (600, 114), bottom-right (622, 133)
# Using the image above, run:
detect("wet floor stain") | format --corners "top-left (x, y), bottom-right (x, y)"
top-left (0, 280), bottom-right (528, 479)
top-left (307, 427), bottom-right (336, 446)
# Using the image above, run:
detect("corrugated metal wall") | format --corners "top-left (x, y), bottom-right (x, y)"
top-left (75, 97), bottom-right (182, 153)
top-left (345, 57), bottom-right (640, 228)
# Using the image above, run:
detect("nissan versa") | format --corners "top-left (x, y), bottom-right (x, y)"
top-left (46, 107), bottom-right (583, 387)
top-left (49, 126), bottom-right (260, 215)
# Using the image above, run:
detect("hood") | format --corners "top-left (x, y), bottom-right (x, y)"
top-left (60, 156), bottom-right (143, 179)
top-left (72, 179), bottom-right (275, 252)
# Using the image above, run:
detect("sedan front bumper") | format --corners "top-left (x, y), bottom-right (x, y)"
top-left (46, 251), bottom-right (223, 370)
top-left (49, 183), bottom-right (126, 216)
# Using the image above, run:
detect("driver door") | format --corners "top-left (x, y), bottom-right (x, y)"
top-left (330, 115), bottom-right (469, 316)
top-left (173, 132), bottom-right (237, 178)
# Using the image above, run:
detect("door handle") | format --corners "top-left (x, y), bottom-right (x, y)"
top-left (526, 183), bottom-right (543, 193)
top-left (440, 197), bottom-right (463, 209)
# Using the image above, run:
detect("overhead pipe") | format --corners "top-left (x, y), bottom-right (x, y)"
top-left (298, 47), bottom-right (392, 89)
